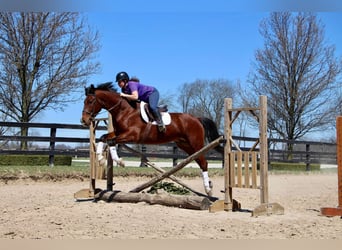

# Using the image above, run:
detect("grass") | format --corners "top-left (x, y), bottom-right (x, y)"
top-left (0, 159), bottom-right (224, 182)
top-left (0, 163), bottom-right (89, 182)
top-left (0, 158), bottom-right (337, 182)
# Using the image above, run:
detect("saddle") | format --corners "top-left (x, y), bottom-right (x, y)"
top-left (140, 101), bottom-right (171, 125)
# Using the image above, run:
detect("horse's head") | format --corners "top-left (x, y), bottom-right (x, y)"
top-left (81, 84), bottom-right (102, 126)
top-left (81, 82), bottom-right (116, 126)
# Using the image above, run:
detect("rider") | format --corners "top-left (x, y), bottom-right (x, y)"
top-left (116, 71), bottom-right (166, 132)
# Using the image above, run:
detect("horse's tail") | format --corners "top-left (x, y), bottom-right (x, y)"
top-left (198, 117), bottom-right (224, 154)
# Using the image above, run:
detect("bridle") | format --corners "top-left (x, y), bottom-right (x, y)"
top-left (82, 94), bottom-right (100, 120)
top-left (82, 93), bottom-right (123, 120)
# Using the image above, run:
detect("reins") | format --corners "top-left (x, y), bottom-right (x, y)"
top-left (107, 97), bottom-right (122, 113)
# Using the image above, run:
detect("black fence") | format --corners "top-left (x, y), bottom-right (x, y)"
top-left (0, 121), bottom-right (106, 165)
top-left (0, 122), bottom-right (337, 168)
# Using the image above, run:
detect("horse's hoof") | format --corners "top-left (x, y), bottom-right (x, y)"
top-left (117, 158), bottom-right (125, 167)
top-left (206, 189), bottom-right (213, 197)
top-left (209, 180), bottom-right (213, 189)
top-left (98, 157), bottom-right (107, 167)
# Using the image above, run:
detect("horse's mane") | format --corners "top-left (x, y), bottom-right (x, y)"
top-left (85, 82), bottom-right (118, 95)
top-left (84, 81), bottom-right (138, 109)
top-left (96, 82), bottom-right (117, 92)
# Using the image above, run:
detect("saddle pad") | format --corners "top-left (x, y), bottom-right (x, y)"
top-left (140, 101), bottom-right (171, 125)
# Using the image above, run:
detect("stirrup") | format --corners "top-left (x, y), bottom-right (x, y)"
top-left (158, 124), bottom-right (166, 133)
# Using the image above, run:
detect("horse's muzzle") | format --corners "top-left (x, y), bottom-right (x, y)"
top-left (80, 117), bottom-right (91, 127)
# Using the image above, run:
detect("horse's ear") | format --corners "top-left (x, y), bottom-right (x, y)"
top-left (85, 84), bottom-right (95, 95)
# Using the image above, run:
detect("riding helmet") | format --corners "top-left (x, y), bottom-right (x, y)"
top-left (116, 71), bottom-right (129, 82)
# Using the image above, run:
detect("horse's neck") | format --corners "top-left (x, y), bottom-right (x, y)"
top-left (106, 95), bottom-right (140, 133)
top-left (98, 92), bottom-right (119, 110)
top-left (99, 91), bottom-right (138, 118)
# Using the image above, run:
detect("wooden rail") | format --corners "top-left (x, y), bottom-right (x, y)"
top-left (0, 122), bottom-right (106, 165)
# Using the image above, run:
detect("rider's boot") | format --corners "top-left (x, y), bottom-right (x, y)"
top-left (152, 110), bottom-right (166, 132)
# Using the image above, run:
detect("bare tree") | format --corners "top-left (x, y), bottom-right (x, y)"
top-left (178, 82), bottom-right (197, 113)
top-left (0, 13), bottom-right (100, 148)
top-left (242, 12), bottom-right (341, 142)
top-left (159, 90), bottom-right (177, 112)
top-left (178, 79), bottom-right (236, 131)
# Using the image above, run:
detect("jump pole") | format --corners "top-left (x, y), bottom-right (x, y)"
top-left (321, 116), bottom-right (342, 217)
top-left (129, 136), bottom-right (223, 193)
top-left (121, 144), bottom-right (218, 200)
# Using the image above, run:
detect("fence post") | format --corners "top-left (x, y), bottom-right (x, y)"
top-left (223, 98), bottom-right (233, 211)
top-left (49, 127), bottom-right (56, 167)
top-left (106, 113), bottom-right (114, 191)
top-left (140, 145), bottom-right (148, 167)
top-left (320, 116), bottom-right (342, 216)
top-left (173, 145), bottom-right (178, 166)
top-left (305, 144), bottom-right (311, 171)
top-left (259, 95), bottom-right (269, 204)
top-left (89, 121), bottom-right (96, 195)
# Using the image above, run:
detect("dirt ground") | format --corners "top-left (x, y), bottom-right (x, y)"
top-left (0, 173), bottom-right (341, 239)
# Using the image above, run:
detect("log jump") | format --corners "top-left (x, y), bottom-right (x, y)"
top-left (95, 190), bottom-right (211, 210)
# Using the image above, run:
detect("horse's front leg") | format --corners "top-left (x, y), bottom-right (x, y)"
top-left (98, 132), bottom-right (125, 167)
top-left (99, 131), bottom-right (138, 145)
top-left (99, 132), bottom-right (116, 144)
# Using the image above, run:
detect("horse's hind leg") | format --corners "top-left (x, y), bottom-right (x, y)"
top-left (176, 142), bottom-right (213, 196)
top-left (195, 155), bottom-right (213, 196)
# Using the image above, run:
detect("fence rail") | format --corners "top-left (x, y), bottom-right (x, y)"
top-left (0, 122), bottom-right (106, 165)
top-left (0, 122), bottom-right (337, 168)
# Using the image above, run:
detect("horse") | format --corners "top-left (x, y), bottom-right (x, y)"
top-left (80, 82), bottom-right (223, 196)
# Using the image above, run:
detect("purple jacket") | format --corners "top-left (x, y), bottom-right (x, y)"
top-left (122, 81), bottom-right (155, 102)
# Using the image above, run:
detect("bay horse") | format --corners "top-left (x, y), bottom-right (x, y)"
top-left (81, 82), bottom-right (223, 196)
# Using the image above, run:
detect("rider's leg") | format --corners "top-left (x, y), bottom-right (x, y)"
top-left (149, 90), bottom-right (166, 132)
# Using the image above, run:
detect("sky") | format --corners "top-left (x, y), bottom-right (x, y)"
top-left (3, 1), bottom-right (342, 140)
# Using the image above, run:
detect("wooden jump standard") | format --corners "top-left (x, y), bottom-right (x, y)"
top-left (74, 117), bottom-right (109, 200)
top-left (209, 96), bottom-right (284, 216)
top-left (321, 116), bottom-right (342, 217)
